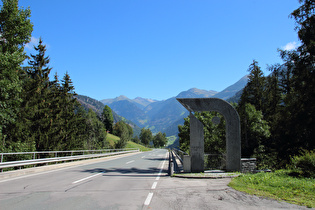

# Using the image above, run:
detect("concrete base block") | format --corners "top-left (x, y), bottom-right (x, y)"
top-left (183, 155), bottom-right (191, 173)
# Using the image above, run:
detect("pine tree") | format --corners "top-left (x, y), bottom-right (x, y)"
top-left (25, 38), bottom-right (53, 151)
top-left (101, 105), bottom-right (114, 133)
top-left (239, 60), bottom-right (266, 112)
top-left (237, 60), bottom-right (268, 157)
top-left (59, 72), bottom-right (82, 150)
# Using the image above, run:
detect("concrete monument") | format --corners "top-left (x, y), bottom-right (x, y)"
top-left (177, 98), bottom-right (241, 172)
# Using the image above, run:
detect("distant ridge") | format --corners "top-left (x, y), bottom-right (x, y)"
top-left (176, 88), bottom-right (218, 98)
top-left (212, 75), bottom-right (248, 100)
top-left (75, 95), bottom-right (142, 136)
top-left (98, 75), bottom-right (248, 136)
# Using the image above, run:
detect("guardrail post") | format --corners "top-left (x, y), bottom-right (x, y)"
top-left (169, 150), bottom-right (174, 176)
top-left (1, 153), bottom-right (3, 172)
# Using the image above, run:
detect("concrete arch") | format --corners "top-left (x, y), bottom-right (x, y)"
top-left (177, 98), bottom-right (241, 171)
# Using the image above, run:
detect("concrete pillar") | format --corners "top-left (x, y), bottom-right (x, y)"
top-left (190, 113), bottom-right (204, 172)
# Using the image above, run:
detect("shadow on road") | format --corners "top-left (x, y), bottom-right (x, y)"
top-left (81, 167), bottom-right (169, 177)
top-left (144, 158), bottom-right (167, 161)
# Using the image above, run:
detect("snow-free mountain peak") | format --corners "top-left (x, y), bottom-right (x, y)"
top-left (176, 88), bottom-right (218, 98)
top-left (99, 75), bottom-right (249, 136)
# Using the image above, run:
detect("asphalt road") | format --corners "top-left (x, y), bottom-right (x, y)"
top-left (0, 149), bottom-right (311, 210)
top-left (0, 149), bottom-right (168, 210)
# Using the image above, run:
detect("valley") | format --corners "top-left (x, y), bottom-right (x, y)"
top-left (76, 75), bottom-right (248, 139)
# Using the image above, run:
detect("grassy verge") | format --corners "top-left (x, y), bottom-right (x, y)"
top-left (106, 133), bottom-right (151, 152)
top-left (228, 170), bottom-right (315, 208)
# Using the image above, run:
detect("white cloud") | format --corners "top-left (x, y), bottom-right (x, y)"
top-left (282, 41), bottom-right (298, 51)
top-left (25, 37), bottom-right (39, 50)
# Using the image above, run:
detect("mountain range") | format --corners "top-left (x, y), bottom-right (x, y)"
top-left (98, 75), bottom-right (248, 136)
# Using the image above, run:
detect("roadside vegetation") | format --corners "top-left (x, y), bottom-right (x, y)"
top-left (229, 171), bottom-right (315, 208)
top-left (229, 150), bottom-right (315, 208)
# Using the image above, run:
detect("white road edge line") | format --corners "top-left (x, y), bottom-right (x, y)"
top-left (144, 192), bottom-right (154, 206)
top-left (72, 171), bottom-right (105, 184)
top-left (126, 160), bottom-right (135, 164)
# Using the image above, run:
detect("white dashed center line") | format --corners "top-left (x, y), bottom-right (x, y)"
top-left (144, 193), bottom-right (153, 206)
top-left (143, 152), bottom-right (168, 207)
top-left (72, 171), bottom-right (105, 184)
top-left (151, 182), bottom-right (157, 189)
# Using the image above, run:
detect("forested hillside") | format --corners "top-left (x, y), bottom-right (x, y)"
top-left (75, 95), bottom-right (142, 137)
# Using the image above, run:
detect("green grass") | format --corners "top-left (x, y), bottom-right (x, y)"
top-left (106, 133), bottom-right (151, 152)
top-left (106, 133), bottom-right (120, 147)
top-left (125, 141), bottom-right (152, 152)
top-left (228, 170), bottom-right (315, 208)
top-left (166, 135), bottom-right (177, 146)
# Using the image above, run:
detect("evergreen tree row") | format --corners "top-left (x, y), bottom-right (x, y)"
top-left (0, 0), bottom-right (114, 153)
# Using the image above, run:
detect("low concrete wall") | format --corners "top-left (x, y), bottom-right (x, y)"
top-left (241, 158), bottom-right (257, 173)
top-left (182, 156), bottom-right (257, 173)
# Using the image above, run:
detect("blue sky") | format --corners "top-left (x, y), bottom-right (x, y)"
top-left (18, 0), bottom-right (301, 101)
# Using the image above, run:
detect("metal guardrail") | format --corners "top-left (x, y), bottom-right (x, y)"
top-left (172, 148), bottom-right (188, 164)
top-left (0, 149), bottom-right (139, 171)
top-left (169, 149), bottom-right (186, 175)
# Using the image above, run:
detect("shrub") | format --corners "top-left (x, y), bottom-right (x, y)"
top-left (291, 150), bottom-right (315, 178)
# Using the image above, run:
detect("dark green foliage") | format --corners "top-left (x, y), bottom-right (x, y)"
top-left (239, 60), bottom-right (265, 112)
top-left (153, 132), bottom-right (167, 148)
top-left (101, 105), bottom-right (114, 133)
top-left (285, 0), bottom-right (315, 159)
top-left (259, 0), bottom-right (315, 167)
top-left (113, 121), bottom-right (132, 148)
top-left (238, 103), bottom-right (271, 158)
top-left (139, 128), bottom-right (152, 146)
top-left (0, 0), bottom-right (33, 149)
top-left (291, 150), bottom-right (315, 178)
top-left (131, 136), bottom-right (141, 144)
top-left (232, 0), bottom-right (315, 169)
top-left (178, 111), bottom-right (226, 155)
top-left (178, 111), bottom-right (227, 169)
top-left (84, 109), bottom-right (108, 150)
top-left (178, 116), bottom-right (190, 153)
